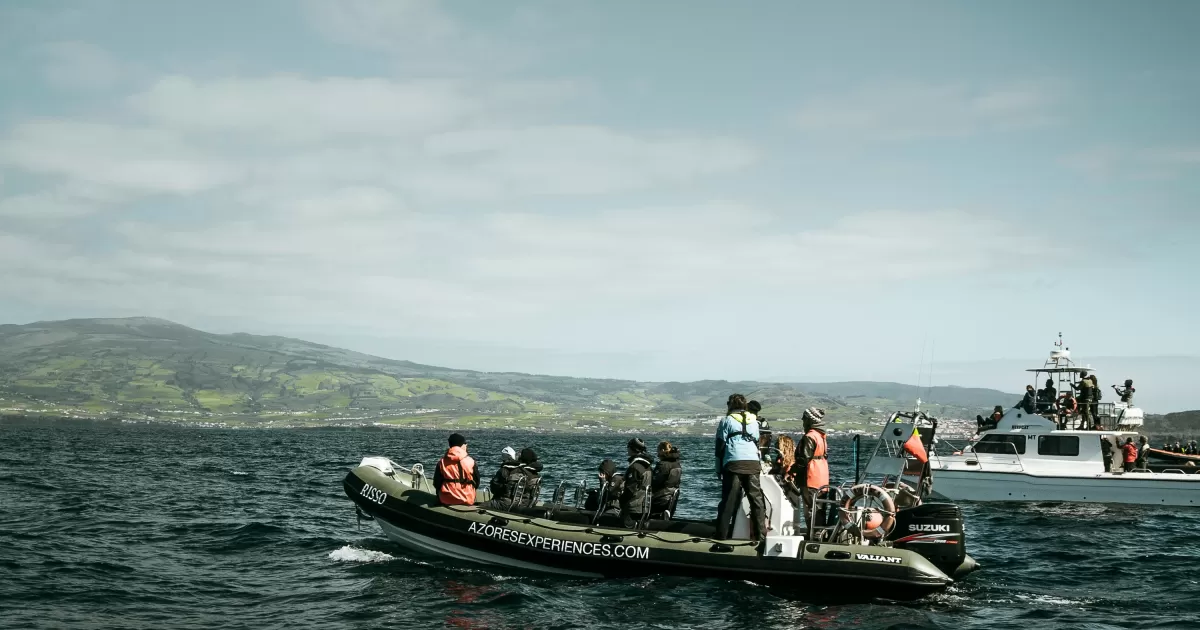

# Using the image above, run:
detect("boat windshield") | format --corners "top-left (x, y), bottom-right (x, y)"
top-left (973, 434), bottom-right (1026, 455)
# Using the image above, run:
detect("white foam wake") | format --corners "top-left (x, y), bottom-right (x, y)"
top-left (328, 545), bottom-right (395, 563)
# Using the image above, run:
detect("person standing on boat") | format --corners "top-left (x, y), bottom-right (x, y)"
top-left (714, 394), bottom-right (768, 541)
top-left (434, 433), bottom-right (478, 506)
top-left (1136, 436), bottom-right (1150, 470)
top-left (620, 438), bottom-right (654, 528)
top-left (1121, 438), bottom-right (1138, 473)
top-left (1112, 379), bottom-right (1135, 404)
top-left (484, 446), bottom-right (523, 510)
top-left (790, 407), bottom-right (829, 534)
top-left (1074, 372), bottom-right (1095, 429)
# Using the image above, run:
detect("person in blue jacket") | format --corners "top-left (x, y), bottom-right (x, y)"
top-left (713, 393), bottom-right (767, 541)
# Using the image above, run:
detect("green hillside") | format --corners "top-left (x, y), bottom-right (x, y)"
top-left (0, 317), bottom-right (1016, 433)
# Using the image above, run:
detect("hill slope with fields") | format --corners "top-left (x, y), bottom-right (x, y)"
top-left (0, 317), bottom-right (1017, 432)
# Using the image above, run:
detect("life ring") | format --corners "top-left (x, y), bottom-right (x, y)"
top-left (839, 484), bottom-right (896, 539)
top-left (1057, 394), bottom-right (1077, 414)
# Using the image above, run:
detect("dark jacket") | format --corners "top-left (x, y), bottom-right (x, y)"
top-left (585, 476), bottom-right (623, 514)
top-left (488, 462), bottom-right (523, 508)
top-left (620, 454), bottom-right (654, 515)
top-left (519, 460), bottom-right (543, 506)
top-left (1017, 391), bottom-right (1036, 414)
top-left (651, 447), bottom-right (682, 504)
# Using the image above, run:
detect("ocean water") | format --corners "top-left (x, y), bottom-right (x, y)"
top-left (1, 421), bottom-right (1197, 630)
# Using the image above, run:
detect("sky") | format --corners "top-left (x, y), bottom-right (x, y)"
top-left (1, 1), bottom-right (1199, 411)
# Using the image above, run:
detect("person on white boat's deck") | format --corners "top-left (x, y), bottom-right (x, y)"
top-left (1100, 437), bottom-right (1115, 471)
top-left (1121, 438), bottom-right (1138, 472)
top-left (1112, 379), bottom-right (1135, 404)
top-left (714, 394), bottom-right (767, 541)
top-left (1136, 436), bottom-right (1150, 470)
top-left (1036, 379), bottom-right (1057, 413)
top-left (1074, 371), bottom-right (1096, 429)
top-left (1016, 385), bottom-right (1037, 415)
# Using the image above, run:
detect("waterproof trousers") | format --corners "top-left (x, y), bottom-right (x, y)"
top-left (715, 460), bottom-right (767, 540)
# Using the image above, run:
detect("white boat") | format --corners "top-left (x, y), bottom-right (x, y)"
top-left (928, 337), bottom-right (1200, 507)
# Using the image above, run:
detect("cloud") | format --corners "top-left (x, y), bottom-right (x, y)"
top-left (129, 76), bottom-right (483, 141)
top-left (2, 203), bottom-right (1067, 339)
top-left (791, 81), bottom-right (1060, 141)
top-left (301, 0), bottom-right (532, 73)
top-left (1061, 145), bottom-right (1200, 179)
top-left (0, 120), bottom-right (241, 194)
top-left (0, 182), bottom-right (122, 220)
top-left (36, 40), bottom-right (126, 90)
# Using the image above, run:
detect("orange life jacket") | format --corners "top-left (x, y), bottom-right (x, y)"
top-left (1122, 443), bottom-right (1138, 464)
top-left (436, 446), bottom-right (476, 505)
top-left (805, 429), bottom-right (829, 489)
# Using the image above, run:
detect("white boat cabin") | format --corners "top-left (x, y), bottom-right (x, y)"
top-left (960, 413), bottom-right (1139, 475)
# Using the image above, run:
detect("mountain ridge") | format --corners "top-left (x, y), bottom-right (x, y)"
top-left (1, 317), bottom-right (1021, 432)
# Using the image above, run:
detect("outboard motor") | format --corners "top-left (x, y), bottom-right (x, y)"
top-left (889, 502), bottom-right (974, 579)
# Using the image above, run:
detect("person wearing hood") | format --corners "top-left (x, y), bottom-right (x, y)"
top-left (518, 447), bottom-right (543, 506)
top-left (714, 393), bottom-right (767, 541)
top-left (584, 459), bottom-right (623, 515)
top-left (434, 433), bottom-right (478, 506)
top-left (620, 438), bottom-right (655, 528)
top-left (484, 447), bottom-right (523, 510)
top-left (650, 441), bottom-right (682, 516)
top-left (788, 407), bottom-right (829, 532)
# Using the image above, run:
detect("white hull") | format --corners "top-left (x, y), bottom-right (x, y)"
top-left (930, 469), bottom-right (1200, 506)
top-left (375, 519), bottom-right (603, 578)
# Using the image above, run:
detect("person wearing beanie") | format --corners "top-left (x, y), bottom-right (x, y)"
top-left (434, 433), bottom-right (478, 505)
top-left (713, 393), bottom-right (767, 542)
top-left (619, 438), bottom-right (654, 528)
top-left (484, 446), bottom-right (523, 510)
top-left (788, 407), bottom-right (828, 532)
top-left (518, 447), bottom-right (544, 507)
top-left (584, 458), bottom-right (623, 515)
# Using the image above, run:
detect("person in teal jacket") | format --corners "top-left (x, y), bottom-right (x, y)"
top-left (713, 393), bottom-right (767, 541)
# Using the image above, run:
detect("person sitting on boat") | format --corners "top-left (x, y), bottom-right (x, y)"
top-left (434, 433), bottom-right (478, 506)
top-left (1036, 379), bottom-right (1057, 413)
top-left (1122, 438), bottom-right (1138, 473)
top-left (620, 438), bottom-right (655, 528)
top-left (714, 393), bottom-right (768, 541)
top-left (1112, 379), bottom-right (1135, 404)
top-left (584, 459), bottom-right (623, 515)
top-left (1056, 394), bottom-right (1078, 429)
top-left (518, 448), bottom-right (543, 507)
top-left (484, 446), bottom-right (523, 510)
top-left (977, 406), bottom-right (1004, 433)
top-left (789, 407), bottom-right (829, 534)
top-left (650, 441), bottom-right (682, 517)
top-left (1016, 385), bottom-right (1037, 414)
top-left (1136, 436), bottom-right (1150, 470)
